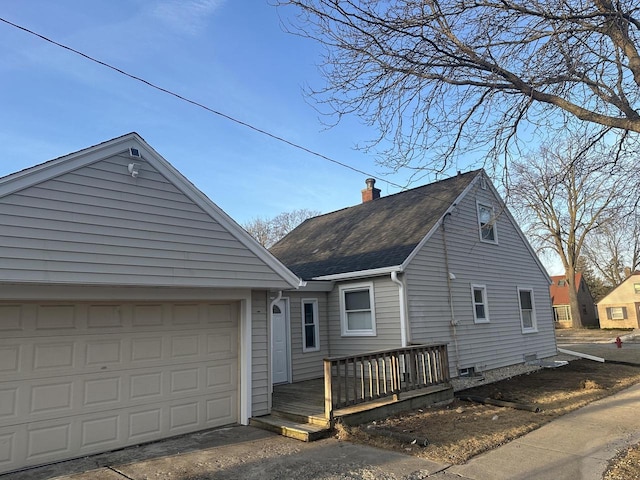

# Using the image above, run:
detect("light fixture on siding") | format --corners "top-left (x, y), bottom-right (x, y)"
top-left (128, 163), bottom-right (140, 178)
top-left (449, 272), bottom-right (456, 280)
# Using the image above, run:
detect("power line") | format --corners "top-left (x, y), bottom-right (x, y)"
top-left (0, 17), bottom-right (395, 183)
top-left (0, 15), bottom-right (463, 206)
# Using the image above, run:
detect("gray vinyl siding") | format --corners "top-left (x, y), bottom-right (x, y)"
top-left (286, 292), bottom-right (329, 382)
top-left (251, 290), bottom-right (270, 416)
top-left (0, 156), bottom-right (291, 288)
top-left (327, 277), bottom-right (402, 357)
top-left (405, 182), bottom-right (556, 376)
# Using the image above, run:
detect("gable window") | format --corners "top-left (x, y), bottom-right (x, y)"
top-left (634, 283), bottom-right (640, 294)
top-left (518, 288), bottom-right (537, 333)
top-left (606, 306), bottom-right (627, 320)
top-left (301, 299), bottom-right (320, 352)
top-left (471, 284), bottom-right (489, 323)
top-left (477, 202), bottom-right (498, 243)
top-left (340, 283), bottom-right (376, 336)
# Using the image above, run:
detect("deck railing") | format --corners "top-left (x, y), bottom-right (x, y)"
top-left (323, 343), bottom-right (449, 421)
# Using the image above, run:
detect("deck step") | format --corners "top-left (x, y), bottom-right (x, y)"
top-left (250, 414), bottom-right (331, 442)
top-left (270, 409), bottom-right (330, 428)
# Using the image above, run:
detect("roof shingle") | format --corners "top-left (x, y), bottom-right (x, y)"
top-left (270, 170), bottom-right (481, 279)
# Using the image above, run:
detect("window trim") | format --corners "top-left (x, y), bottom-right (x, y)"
top-left (301, 298), bottom-right (320, 353)
top-left (517, 287), bottom-right (538, 333)
top-left (477, 201), bottom-right (498, 244)
top-left (471, 284), bottom-right (490, 323)
top-left (339, 282), bottom-right (376, 337)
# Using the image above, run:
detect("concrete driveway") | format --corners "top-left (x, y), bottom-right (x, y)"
top-left (5, 426), bottom-right (447, 480)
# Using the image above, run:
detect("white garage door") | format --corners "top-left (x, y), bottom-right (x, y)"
top-left (0, 300), bottom-right (239, 474)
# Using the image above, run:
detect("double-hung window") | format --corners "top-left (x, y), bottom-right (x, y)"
top-left (301, 299), bottom-right (319, 352)
top-left (518, 287), bottom-right (537, 333)
top-left (471, 284), bottom-right (489, 323)
top-left (477, 202), bottom-right (498, 243)
top-left (607, 306), bottom-right (627, 320)
top-left (340, 283), bottom-right (376, 336)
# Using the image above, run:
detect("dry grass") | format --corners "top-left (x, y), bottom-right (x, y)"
top-left (604, 443), bottom-right (640, 480)
top-left (339, 360), bottom-right (640, 466)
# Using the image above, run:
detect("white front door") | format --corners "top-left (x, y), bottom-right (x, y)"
top-left (272, 299), bottom-right (290, 384)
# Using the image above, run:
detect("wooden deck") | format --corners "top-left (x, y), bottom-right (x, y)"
top-left (272, 377), bottom-right (453, 423)
top-left (273, 378), bottom-right (325, 418)
top-left (255, 345), bottom-right (453, 441)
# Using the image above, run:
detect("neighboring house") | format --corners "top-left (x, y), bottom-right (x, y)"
top-left (269, 171), bottom-right (557, 385)
top-left (0, 133), bottom-right (300, 474)
top-left (597, 271), bottom-right (640, 329)
top-left (549, 273), bottom-right (599, 328)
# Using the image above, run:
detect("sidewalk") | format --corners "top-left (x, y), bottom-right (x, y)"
top-left (434, 382), bottom-right (640, 480)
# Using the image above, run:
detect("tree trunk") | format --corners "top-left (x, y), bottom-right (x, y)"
top-left (566, 268), bottom-right (584, 329)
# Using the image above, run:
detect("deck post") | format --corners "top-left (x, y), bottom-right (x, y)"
top-left (323, 359), bottom-right (334, 425)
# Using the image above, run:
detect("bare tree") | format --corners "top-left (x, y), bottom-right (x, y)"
top-left (278, 0), bottom-right (640, 172)
top-left (583, 211), bottom-right (640, 286)
top-left (243, 208), bottom-right (321, 248)
top-left (508, 134), bottom-right (634, 328)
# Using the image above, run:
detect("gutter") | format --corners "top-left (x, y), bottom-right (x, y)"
top-left (313, 265), bottom-right (404, 281)
top-left (390, 271), bottom-right (410, 347)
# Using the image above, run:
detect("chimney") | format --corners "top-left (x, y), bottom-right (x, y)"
top-left (361, 178), bottom-right (381, 203)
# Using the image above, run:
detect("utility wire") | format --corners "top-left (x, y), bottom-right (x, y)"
top-left (0, 15), bottom-right (467, 205)
top-left (0, 17), bottom-right (396, 183)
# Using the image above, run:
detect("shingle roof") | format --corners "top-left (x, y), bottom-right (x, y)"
top-left (549, 273), bottom-right (583, 305)
top-left (270, 170), bottom-right (481, 279)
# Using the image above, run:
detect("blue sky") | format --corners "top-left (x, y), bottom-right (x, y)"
top-left (0, 0), bottom-right (442, 224)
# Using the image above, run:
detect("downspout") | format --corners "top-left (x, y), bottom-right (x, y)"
top-left (391, 271), bottom-right (410, 347)
top-left (442, 213), bottom-right (461, 373)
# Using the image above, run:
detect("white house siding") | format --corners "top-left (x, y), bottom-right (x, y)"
top-left (285, 292), bottom-right (330, 382)
top-left (251, 290), bottom-right (270, 416)
top-left (327, 277), bottom-right (402, 357)
top-left (0, 156), bottom-right (291, 289)
top-left (405, 182), bottom-right (556, 376)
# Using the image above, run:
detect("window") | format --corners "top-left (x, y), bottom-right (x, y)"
top-left (339, 283), bottom-right (376, 336)
top-left (301, 299), bottom-right (319, 352)
top-left (634, 283), bottom-right (640, 294)
top-left (477, 202), bottom-right (498, 243)
top-left (558, 280), bottom-right (566, 287)
top-left (518, 288), bottom-right (537, 333)
top-left (553, 305), bottom-right (571, 322)
top-left (471, 284), bottom-right (489, 323)
top-left (607, 306), bottom-right (627, 320)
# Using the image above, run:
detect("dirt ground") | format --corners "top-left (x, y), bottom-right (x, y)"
top-left (338, 359), bottom-right (640, 476)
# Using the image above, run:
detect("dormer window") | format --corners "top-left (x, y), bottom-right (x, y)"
top-left (477, 202), bottom-right (498, 244)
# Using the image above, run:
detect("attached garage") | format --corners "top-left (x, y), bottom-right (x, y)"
top-left (0, 134), bottom-right (300, 474)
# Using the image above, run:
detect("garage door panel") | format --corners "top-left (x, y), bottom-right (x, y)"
top-left (81, 415), bottom-right (120, 449)
top-left (0, 432), bottom-right (14, 467)
top-left (0, 300), bottom-right (240, 474)
top-left (0, 304), bottom-right (23, 330)
top-left (0, 345), bottom-right (20, 373)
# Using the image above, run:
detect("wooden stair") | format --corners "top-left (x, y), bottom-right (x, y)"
top-left (250, 409), bottom-right (331, 442)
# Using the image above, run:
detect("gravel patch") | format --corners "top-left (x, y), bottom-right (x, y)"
top-left (451, 354), bottom-right (575, 392)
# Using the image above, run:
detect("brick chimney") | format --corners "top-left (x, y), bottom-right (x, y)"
top-left (361, 178), bottom-right (381, 203)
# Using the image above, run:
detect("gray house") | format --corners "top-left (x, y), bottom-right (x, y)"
top-left (0, 133), bottom-right (300, 474)
top-left (269, 171), bottom-right (557, 385)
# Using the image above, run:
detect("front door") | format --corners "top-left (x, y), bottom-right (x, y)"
top-left (272, 299), bottom-right (290, 384)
